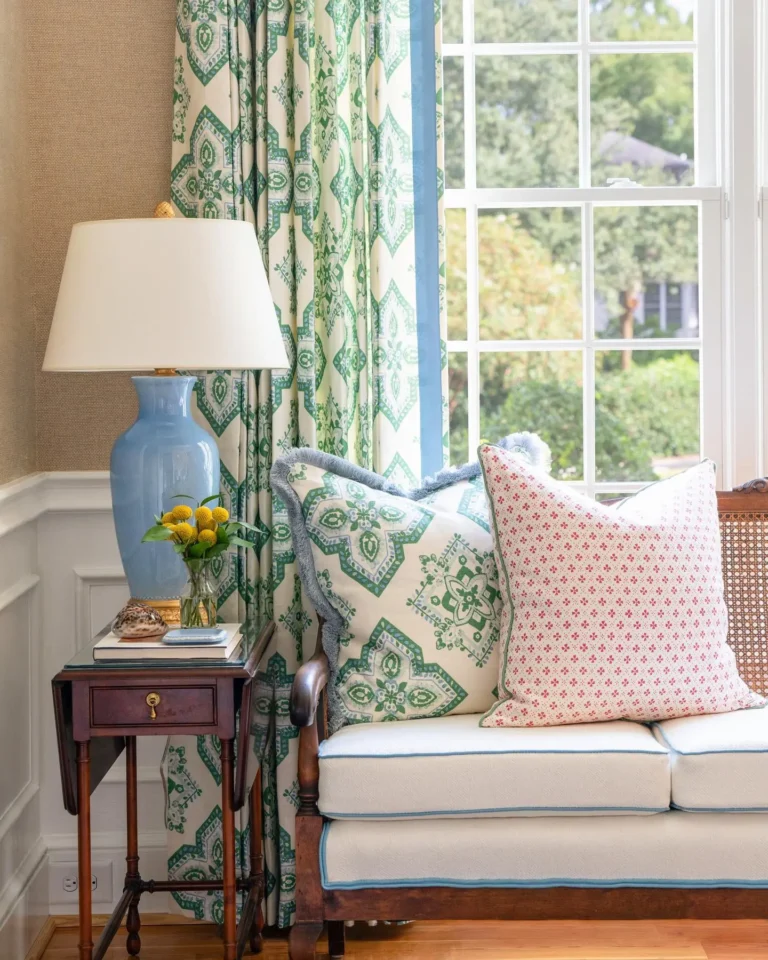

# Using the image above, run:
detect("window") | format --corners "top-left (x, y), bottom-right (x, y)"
top-left (443, 0), bottom-right (733, 496)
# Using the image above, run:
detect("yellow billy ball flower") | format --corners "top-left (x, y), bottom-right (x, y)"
top-left (174, 522), bottom-right (194, 542)
top-left (171, 504), bottom-right (193, 522)
top-left (195, 506), bottom-right (213, 525)
top-left (162, 522), bottom-right (177, 532)
top-left (198, 528), bottom-right (217, 547)
top-left (212, 506), bottom-right (230, 523)
top-left (161, 511), bottom-right (175, 524)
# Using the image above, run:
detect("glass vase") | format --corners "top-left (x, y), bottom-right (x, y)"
top-left (180, 560), bottom-right (218, 628)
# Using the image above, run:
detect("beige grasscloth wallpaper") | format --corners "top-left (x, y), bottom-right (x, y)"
top-left (0, 0), bottom-right (176, 482)
top-left (0, 0), bottom-right (36, 484)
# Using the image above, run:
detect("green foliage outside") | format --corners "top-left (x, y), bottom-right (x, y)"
top-left (444, 0), bottom-right (700, 481)
top-left (452, 352), bottom-right (699, 482)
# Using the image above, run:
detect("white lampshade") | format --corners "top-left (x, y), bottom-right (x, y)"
top-left (43, 218), bottom-right (289, 372)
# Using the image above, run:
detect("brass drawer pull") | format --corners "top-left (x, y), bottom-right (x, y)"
top-left (146, 692), bottom-right (161, 720)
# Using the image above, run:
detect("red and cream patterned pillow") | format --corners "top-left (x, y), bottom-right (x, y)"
top-left (479, 445), bottom-right (764, 727)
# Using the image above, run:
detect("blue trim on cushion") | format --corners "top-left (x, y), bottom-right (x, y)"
top-left (323, 876), bottom-right (768, 891)
top-left (318, 748), bottom-right (668, 759)
top-left (319, 824), bottom-right (768, 890)
top-left (270, 435), bottom-right (550, 733)
top-left (410, 0), bottom-right (443, 479)
top-left (652, 720), bottom-right (768, 755)
top-left (672, 803), bottom-right (768, 813)
top-left (319, 805), bottom-right (669, 819)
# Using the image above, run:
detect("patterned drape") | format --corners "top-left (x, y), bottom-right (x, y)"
top-left (165, 0), bottom-right (446, 928)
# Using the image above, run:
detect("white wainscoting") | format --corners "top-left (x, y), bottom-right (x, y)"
top-left (0, 476), bottom-right (47, 957)
top-left (0, 472), bottom-right (169, 955)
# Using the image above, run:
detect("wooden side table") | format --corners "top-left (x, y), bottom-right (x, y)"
top-left (52, 620), bottom-right (275, 960)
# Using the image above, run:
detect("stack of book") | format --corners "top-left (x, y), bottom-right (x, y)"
top-left (93, 623), bottom-right (242, 661)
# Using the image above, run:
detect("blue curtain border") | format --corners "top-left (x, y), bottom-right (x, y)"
top-left (410, 0), bottom-right (444, 478)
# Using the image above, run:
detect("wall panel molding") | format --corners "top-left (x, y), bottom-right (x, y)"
top-left (0, 472), bottom-right (111, 541)
top-left (73, 565), bottom-right (127, 649)
top-left (0, 574), bottom-right (40, 616)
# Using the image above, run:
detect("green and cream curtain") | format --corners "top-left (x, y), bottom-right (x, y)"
top-left (165, 0), bottom-right (447, 927)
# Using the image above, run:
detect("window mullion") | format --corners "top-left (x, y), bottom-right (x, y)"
top-left (579, 0), bottom-right (593, 492)
top-left (695, 0), bottom-right (719, 185)
top-left (462, 0), bottom-right (480, 457)
top-left (700, 199), bottom-right (726, 478)
top-left (466, 203), bottom-right (480, 456)
top-left (463, 0), bottom-right (476, 193)
top-left (583, 201), bottom-right (596, 495)
top-left (727, 0), bottom-right (761, 484)
top-left (578, 0), bottom-right (591, 189)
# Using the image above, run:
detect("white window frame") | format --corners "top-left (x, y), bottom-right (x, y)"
top-left (444, 0), bottom-right (741, 494)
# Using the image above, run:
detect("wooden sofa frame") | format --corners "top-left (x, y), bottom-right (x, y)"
top-left (287, 480), bottom-right (768, 959)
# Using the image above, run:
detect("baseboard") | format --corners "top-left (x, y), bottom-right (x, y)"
top-left (24, 913), bottom-right (208, 960)
top-left (23, 918), bottom-right (56, 960)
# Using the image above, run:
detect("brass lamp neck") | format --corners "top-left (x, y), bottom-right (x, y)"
top-left (154, 368), bottom-right (178, 376)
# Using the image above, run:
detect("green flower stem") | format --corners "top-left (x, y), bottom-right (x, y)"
top-left (181, 561), bottom-right (217, 628)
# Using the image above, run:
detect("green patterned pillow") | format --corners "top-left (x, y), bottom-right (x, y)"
top-left (271, 436), bottom-right (550, 729)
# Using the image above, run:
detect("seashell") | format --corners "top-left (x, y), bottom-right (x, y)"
top-left (112, 601), bottom-right (168, 639)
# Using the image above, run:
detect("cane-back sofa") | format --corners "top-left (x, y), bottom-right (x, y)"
top-left (288, 479), bottom-right (768, 960)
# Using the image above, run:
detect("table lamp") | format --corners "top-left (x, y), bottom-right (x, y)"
top-left (42, 205), bottom-right (288, 623)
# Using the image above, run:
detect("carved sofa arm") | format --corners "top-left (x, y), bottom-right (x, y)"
top-left (290, 648), bottom-right (330, 728)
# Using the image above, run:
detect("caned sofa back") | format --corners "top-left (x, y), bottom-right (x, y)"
top-left (717, 482), bottom-right (768, 695)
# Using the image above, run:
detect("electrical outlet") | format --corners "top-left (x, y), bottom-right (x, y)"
top-left (50, 861), bottom-right (113, 904)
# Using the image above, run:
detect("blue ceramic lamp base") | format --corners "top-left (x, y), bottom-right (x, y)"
top-left (110, 375), bottom-right (220, 623)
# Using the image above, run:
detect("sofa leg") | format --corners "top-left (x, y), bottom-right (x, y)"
top-left (289, 921), bottom-right (324, 960)
top-left (327, 920), bottom-right (345, 958)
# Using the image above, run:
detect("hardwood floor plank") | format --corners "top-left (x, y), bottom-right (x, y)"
top-left (38, 918), bottom-right (768, 960)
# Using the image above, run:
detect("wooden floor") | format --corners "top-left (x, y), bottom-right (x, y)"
top-left (36, 917), bottom-right (768, 960)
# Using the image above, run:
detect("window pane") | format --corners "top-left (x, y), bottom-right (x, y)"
top-left (593, 205), bottom-right (699, 340)
top-left (475, 0), bottom-right (578, 43)
top-left (591, 54), bottom-right (694, 187)
top-left (442, 0), bottom-right (463, 43)
top-left (449, 352), bottom-right (469, 465)
top-left (446, 209), bottom-right (468, 340)
top-left (595, 349), bottom-right (700, 482)
top-left (590, 0), bottom-right (694, 42)
top-left (480, 351), bottom-right (583, 480)
top-left (444, 57), bottom-right (465, 189)
top-left (476, 56), bottom-right (579, 188)
top-left (479, 208), bottom-right (582, 340)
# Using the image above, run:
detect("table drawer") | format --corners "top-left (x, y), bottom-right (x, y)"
top-left (90, 684), bottom-right (216, 728)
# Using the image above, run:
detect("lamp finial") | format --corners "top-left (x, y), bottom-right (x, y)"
top-left (153, 201), bottom-right (175, 219)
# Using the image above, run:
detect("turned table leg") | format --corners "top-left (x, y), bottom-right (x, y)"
top-left (221, 738), bottom-right (237, 960)
top-left (125, 736), bottom-right (141, 956)
top-left (76, 741), bottom-right (93, 960)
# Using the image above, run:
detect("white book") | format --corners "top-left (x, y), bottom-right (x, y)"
top-left (93, 623), bottom-right (242, 661)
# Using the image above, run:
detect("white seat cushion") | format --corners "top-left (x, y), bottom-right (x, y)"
top-left (318, 713), bottom-right (670, 819)
top-left (321, 813), bottom-right (768, 889)
top-left (654, 707), bottom-right (768, 811)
